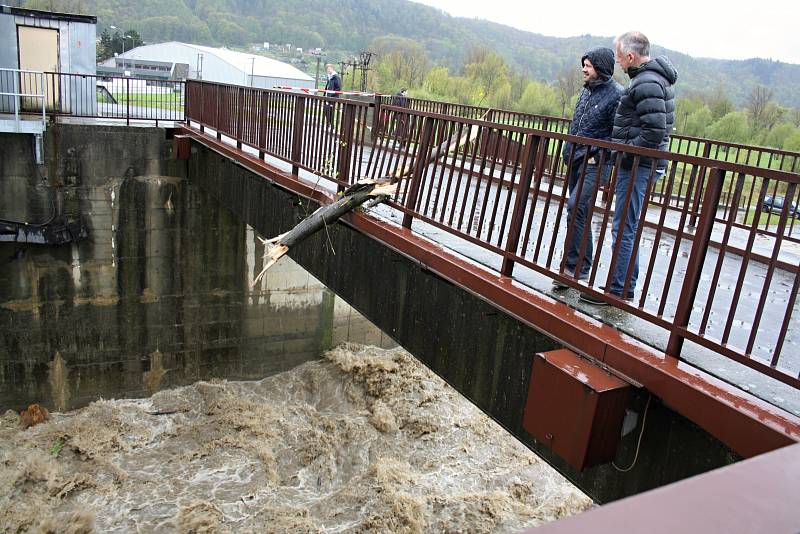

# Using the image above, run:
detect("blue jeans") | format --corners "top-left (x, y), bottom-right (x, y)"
top-left (565, 162), bottom-right (609, 277)
top-left (610, 166), bottom-right (660, 296)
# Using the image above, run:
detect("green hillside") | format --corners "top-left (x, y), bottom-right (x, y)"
top-left (18, 0), bottom-right (800, 107)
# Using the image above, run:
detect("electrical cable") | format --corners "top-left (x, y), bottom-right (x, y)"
top-left (612, 392), bottom-right (652, 473)
top-left (0, 136), bottom-right (56, 227)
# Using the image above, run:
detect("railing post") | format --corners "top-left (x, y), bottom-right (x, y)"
top-left (402, 116), bottom-right (436, 228)
top-left (257, 91), bottom-right (267, 160)
top-left (501, 133), bottom-right (542, 276)
top-left (336, 102), bottom-right (357, 191)
top-left (125, 77), bottom-right (130, 126)
top-left (196, 81), bottom-right (203, 131)
top-left (291, 96), bottom-right (306, 176)
top-left (12, 70), bottom-right (19, 127)
top-left (371, 94), bottom-right (381, 142)
top-left (215, 84), bottom-right (222, 140)
top-left (667, 167), bottom-right (725, 357)
top-left (688, 142), bottom-right (713, 227)
top-left (236, 87), bottom-right (244, 149)
top-left (39, 72), bottom-right (45, 124)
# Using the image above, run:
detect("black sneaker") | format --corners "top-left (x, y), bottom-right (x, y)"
top-left (579, 292), bottom-right (608, 305)
top-left (552, 272), bottom-right (588, 290)
top-left (599, 285), bottom-right (635, 300)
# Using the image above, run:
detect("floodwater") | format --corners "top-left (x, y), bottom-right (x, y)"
top-left (1, 173), bottom-right (590, 532)
top-left (0, 344), bottom-right (591, 533)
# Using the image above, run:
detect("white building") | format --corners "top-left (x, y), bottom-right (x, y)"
top-left (102, 41), bottom-right (314, 90)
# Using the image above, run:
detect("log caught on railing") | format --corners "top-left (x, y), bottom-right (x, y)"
top-left (251, 109), bottom-right (489, 286)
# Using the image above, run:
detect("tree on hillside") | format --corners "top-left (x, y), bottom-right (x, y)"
top-left (708, 111), bottom-right (750, 143)
top-left (684, 106), bottom-right (713, 138)
top-left (789, 108), bottom-right (800, 128)
top-left (370, 36), bottom-right (430, 91)
top-left (24, 0), bottom-right (87, 13)
top-left (675, 95), bottom-right (705, 133)
top-left (517, 81), bottom-right (561, 117)
top-left (706, 86), bottom-right (734, 120)
top-left (463, 48), bottom-right (510, 107)
top-left (784, 131), bottom-right (800, 152)
top-left (98, 29), bottom-right (114, 61)
top-left (556, 65), bottom-right (582, 118)
top-left (762, 123), bottom-right (799, 150)
top-left (747, 86), bottom-right (775, 130)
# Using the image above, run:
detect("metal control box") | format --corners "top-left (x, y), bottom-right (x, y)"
top-left (173, 134), bottom-right (191, 160)
top-left (523, 349), bottom-right (630, 471)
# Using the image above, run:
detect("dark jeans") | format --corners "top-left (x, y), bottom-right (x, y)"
top-left (565, 162), bottom-right (609, 277)
top-left (609, 165), bottom-right (662, 295)
top-left (323, 96), bottom-right (338, 127)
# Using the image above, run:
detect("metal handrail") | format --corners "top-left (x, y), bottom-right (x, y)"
top-left (0, 67), bottom-right (46, 131)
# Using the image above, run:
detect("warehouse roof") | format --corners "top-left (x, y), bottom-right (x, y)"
top-left (116, 42), bottom-right (313, 81)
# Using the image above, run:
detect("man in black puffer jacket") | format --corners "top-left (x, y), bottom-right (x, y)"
top-left (556, 47), bottom-right (623, 289)
top-left (580, 31), bottom-right (678, 305)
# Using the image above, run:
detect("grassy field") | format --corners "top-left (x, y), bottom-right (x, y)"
top-left (742, 208), bottom-right (799, 226)
top-left (670, 139), bottom-right (798, 172)
top-left (98, 92), bottom-right (184, 111)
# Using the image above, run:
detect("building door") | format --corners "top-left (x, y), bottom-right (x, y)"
top-left (17, 25), bottom-right (60, 111)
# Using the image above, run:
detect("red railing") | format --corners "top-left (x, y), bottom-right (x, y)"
top-left (185, 80), bottom-right (800, 391)
top-left (186, 80), bottom-right (372, 188)
top-left (390, 95), bottom-right (800, 171)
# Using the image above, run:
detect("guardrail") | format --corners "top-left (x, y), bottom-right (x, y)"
top-left (385, 95), bottom-right (800, 172)
top-left (0, 67), bottom-right (46, 130)
top-left (378, 95), bottom-right (800, 241)
top-left (186, 80), bottom-right (800, 390)
top-left (0, 70), bottom-right (184, 126)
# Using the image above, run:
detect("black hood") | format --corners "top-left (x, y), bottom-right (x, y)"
top-left (629, 56), bottom-right (678, 84)
top-left (582, 46), bottom-right (615, 82)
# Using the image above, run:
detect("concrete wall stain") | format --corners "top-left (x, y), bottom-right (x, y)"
top-left (48, 351), bottom-right (70, 411)
top-left (143, 349), bottom-right (168, 395)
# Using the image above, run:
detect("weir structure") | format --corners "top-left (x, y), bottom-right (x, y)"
top-left (2, 72), bottom-right (799, 519)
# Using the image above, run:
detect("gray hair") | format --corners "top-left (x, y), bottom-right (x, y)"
top-left (615, 31), bottom-right (650, 57)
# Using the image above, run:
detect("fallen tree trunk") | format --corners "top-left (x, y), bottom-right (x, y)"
top-left (252, 180), bottom-right (397, 284)
top-left (252, 110), bottom-right (490, 286)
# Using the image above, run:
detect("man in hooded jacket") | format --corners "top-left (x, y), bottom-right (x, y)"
top-left (555, 46), bottom-right (623, 289)
top-left (580, 31), bottom-right (678, 305)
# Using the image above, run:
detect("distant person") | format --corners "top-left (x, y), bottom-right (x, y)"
top-left (390, 88), bottom-right (410, 142)
top-left (323, 63), bottom-right (342, 127)
top-left (391, 88), bottom-right (409, 108)
top-left (580, 31), bottom-right (678, 305)
top-left (554, 47), bottom-right (623, 290)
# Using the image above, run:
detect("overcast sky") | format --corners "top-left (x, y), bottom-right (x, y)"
top-left (411, 0), bottom-right (800, 65)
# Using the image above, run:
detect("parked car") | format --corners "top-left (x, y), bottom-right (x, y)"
top-left (762, 195), bottom-right (799, 218)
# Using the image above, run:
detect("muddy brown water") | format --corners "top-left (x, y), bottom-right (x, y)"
top-left (0, 343), bottom-right (591, 533)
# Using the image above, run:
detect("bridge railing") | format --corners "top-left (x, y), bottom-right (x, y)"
top-left (376, 95), bottom-right (800, 242)
top-left (186, 80), bottom-right (372, 188)
top-left (386, 95), bottom-right (800, 171)
top-left (185, 80), bottom-right (800, 390)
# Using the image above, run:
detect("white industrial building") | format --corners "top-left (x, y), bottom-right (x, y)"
top-left (101, 41), bottom-right (314, 89)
